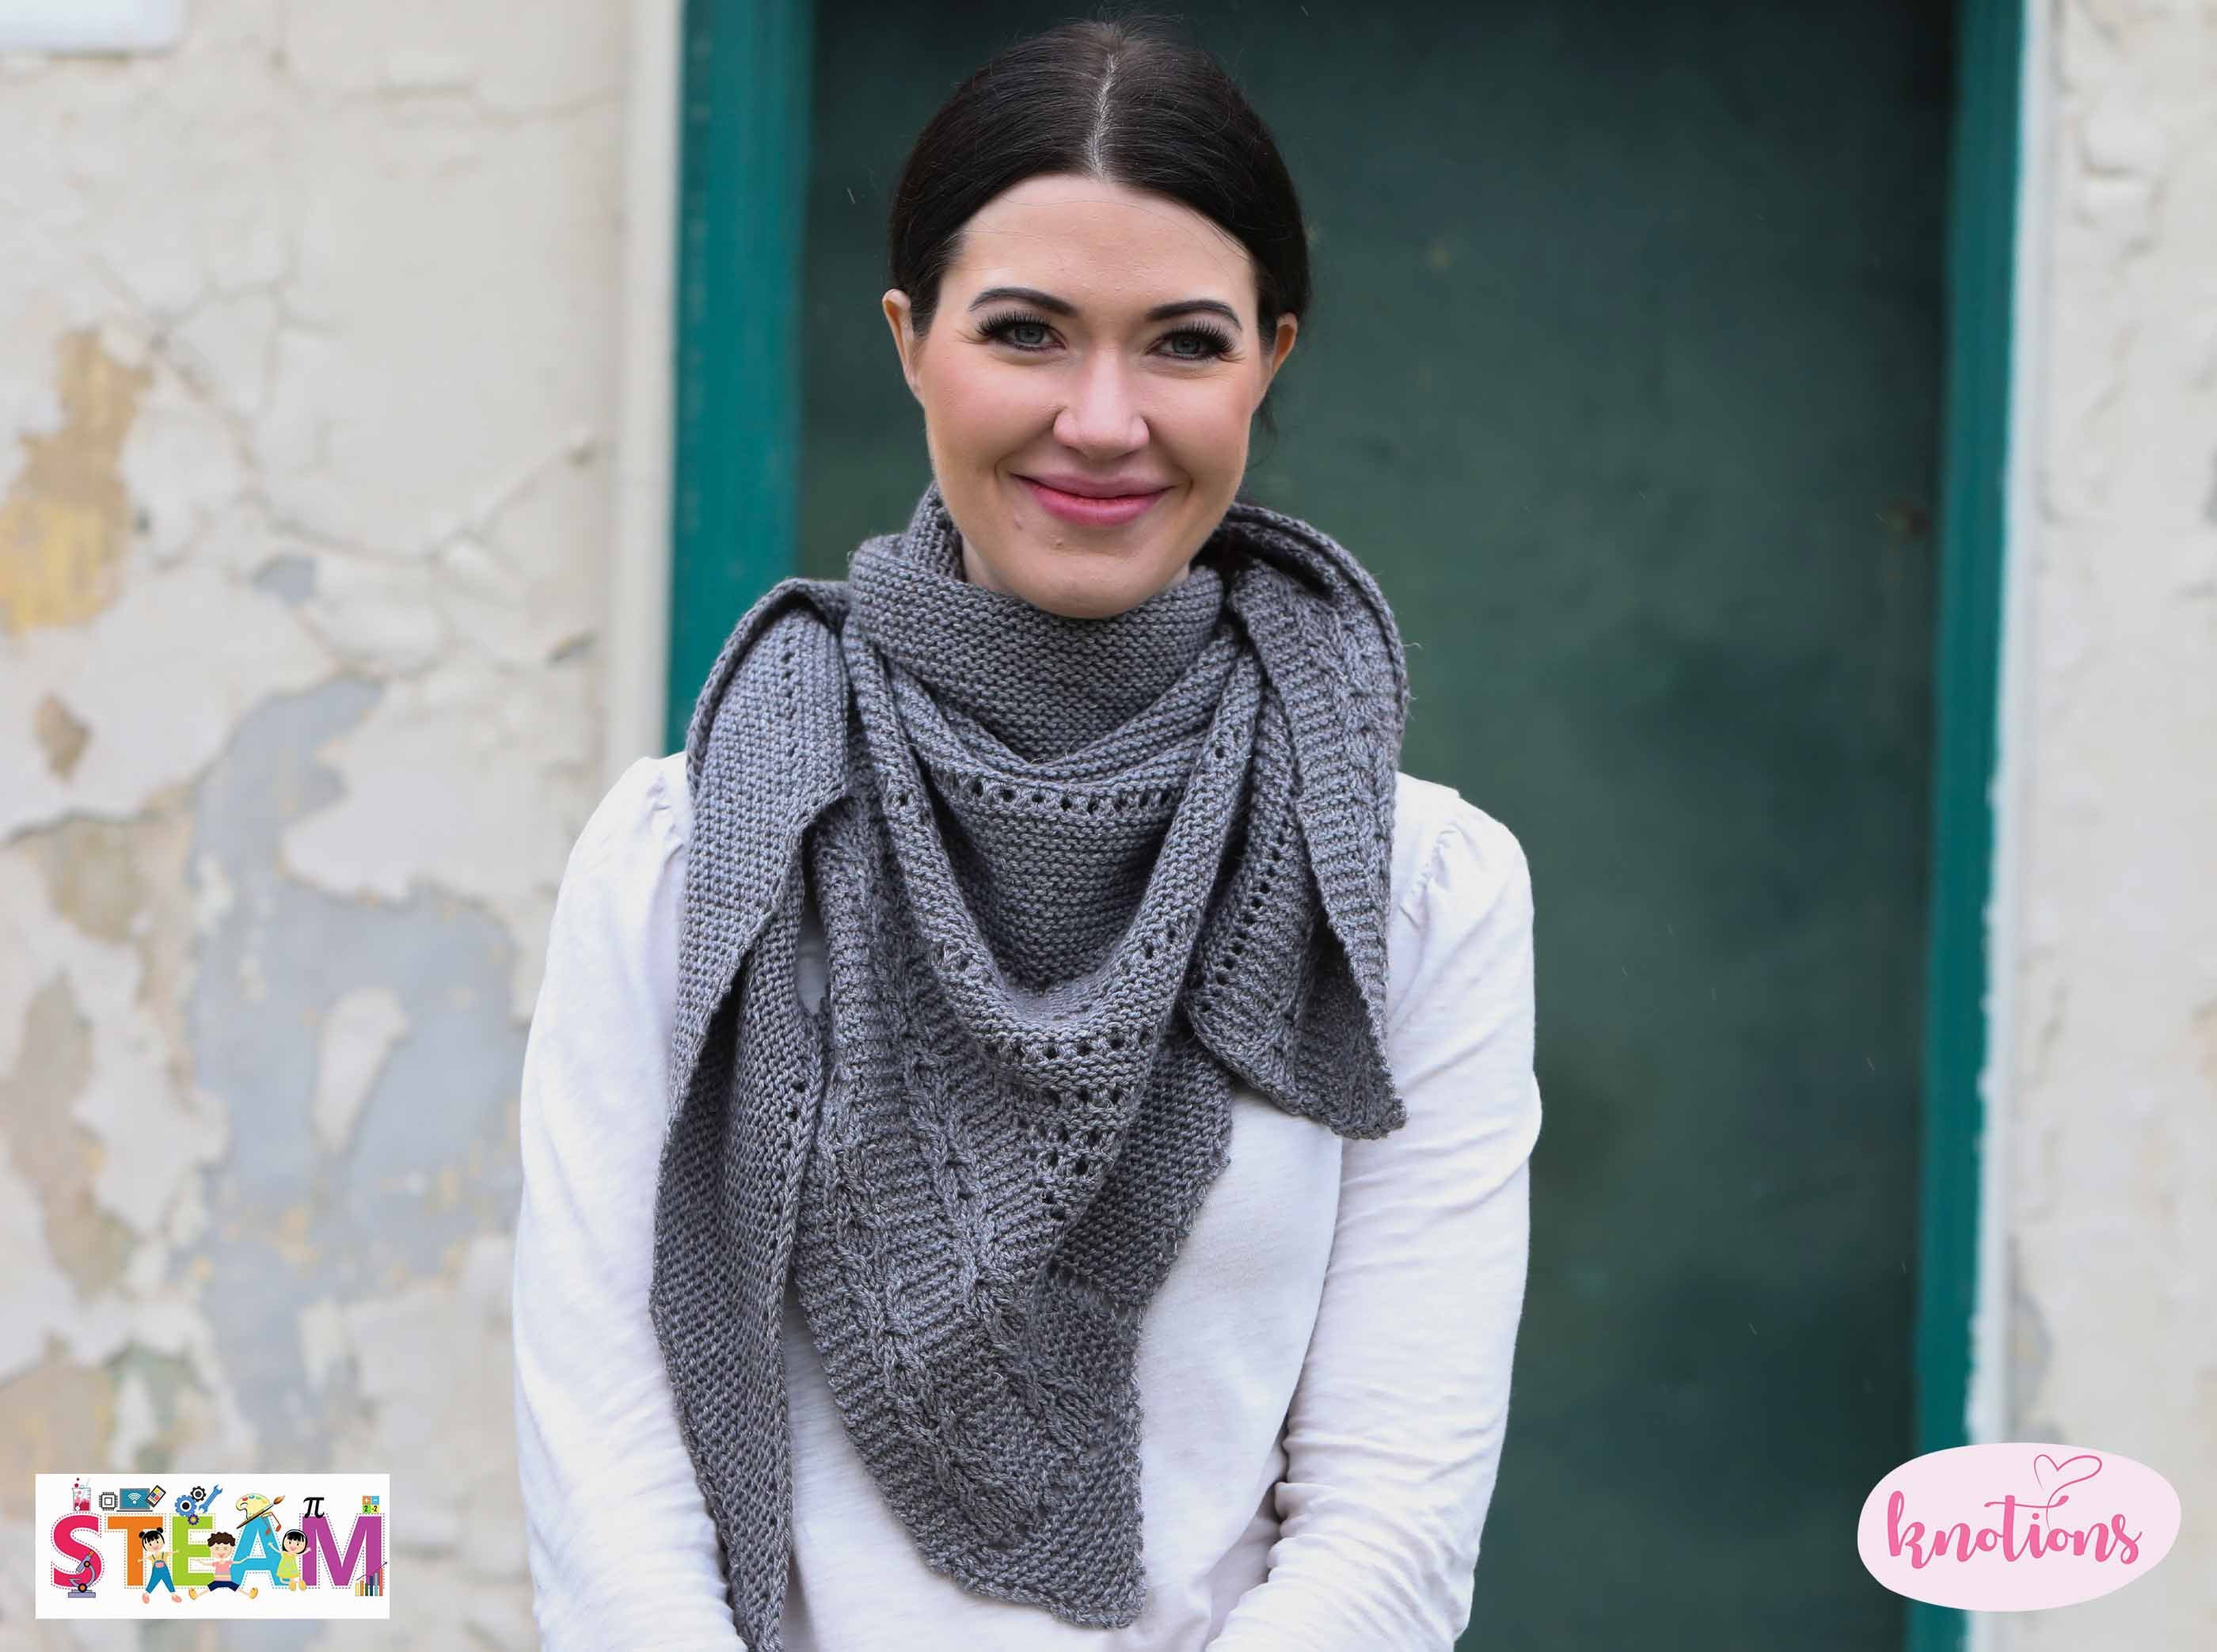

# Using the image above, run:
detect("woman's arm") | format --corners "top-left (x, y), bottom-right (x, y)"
top-left (511, 757), bottom-right (747, 1649)
top-left (1209, 799), bottom-right (1542, 1650)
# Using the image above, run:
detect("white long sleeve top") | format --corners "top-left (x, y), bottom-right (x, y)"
top-left (513, 751), bottom-right (1542, 1650)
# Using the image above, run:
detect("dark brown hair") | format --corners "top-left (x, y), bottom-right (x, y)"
top-left (887, 13), bottom-right (1310, 435)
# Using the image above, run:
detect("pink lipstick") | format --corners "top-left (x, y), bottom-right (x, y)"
top-left (1019, 475), bottom-right (1170, 527)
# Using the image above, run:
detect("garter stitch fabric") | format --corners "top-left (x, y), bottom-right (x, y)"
top-left (649, 479), bottom-right (1410, 1649)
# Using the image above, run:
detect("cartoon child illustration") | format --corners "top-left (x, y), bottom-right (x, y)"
top-left (139, 1528), bottom-right (181, 1605)
top-left (186, 1529), bottom-right (260, 1600)
top-left (277, 1528), bottom-right (307, 1591)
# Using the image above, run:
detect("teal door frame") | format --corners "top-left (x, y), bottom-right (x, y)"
top-left (665, 0), bottom-right (813, 755)
top-left (665, 5), bottom-right (2029, 1645)
top-left (1910, 0), bottom-right (2026, 1647)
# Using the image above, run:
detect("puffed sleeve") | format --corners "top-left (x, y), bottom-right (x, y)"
top-left (1209, 796), bottom-right (1542, 1650)
top-left (511, 756), bottom-right (748, 1648)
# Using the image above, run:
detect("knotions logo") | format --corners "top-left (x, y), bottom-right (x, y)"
top-left (1858, 1443), bottom-right (2180, 1610)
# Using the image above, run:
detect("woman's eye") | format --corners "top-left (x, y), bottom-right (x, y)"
top-left (1160, 327), bottom-right (1234, 361)
top-left (982, 315), bottom-right (1055, 350)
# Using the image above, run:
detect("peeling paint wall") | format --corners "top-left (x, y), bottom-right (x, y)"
top-left (0, 1), bottom-right (625, 1643)
top-left (1999, 0), bottom-right (2217, 1643)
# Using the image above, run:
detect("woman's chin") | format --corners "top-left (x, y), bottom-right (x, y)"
top-left (1006, 556), bottom-right (1178, 619)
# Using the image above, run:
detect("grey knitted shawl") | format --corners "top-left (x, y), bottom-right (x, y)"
top-left (651, 479), bottom-right (1409, 1648)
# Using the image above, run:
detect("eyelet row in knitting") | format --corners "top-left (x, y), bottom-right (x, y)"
top-left (1197, 807), bottom-right (1295, 1011)
top-left (1024, 1116), bottom-right (1110, 1149)
top-left (956, 776), bottom-right (1185, 815)
top-left (1201, 810), bottom-right (1291, 992)
top-left (1024, 1112), bottom-right (1115, 1226)
top-left (981, 1012), bottom-right (1164, 1062)
top-left (1033, 1134), bottom-right (1108, 1224)
top-left (1094, 913), bottom-right (1194, 986)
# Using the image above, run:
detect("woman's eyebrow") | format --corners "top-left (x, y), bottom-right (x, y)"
top-left (967, 286), bottom-right (1242, 326)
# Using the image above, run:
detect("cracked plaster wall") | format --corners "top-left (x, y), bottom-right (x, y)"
top-left (1997, 0), bottom-right (2217, 1644)
top-left (0, 1), bottom-right (626, 1645)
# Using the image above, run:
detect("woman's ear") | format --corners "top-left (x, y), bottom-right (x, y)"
top-left (1260, 312), bottom-right (1298, 403)
top-left (882, 291), bottom-right (921, 400)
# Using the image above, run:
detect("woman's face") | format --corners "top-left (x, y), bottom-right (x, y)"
top-left (883, 173), bottom-right (1298, 619)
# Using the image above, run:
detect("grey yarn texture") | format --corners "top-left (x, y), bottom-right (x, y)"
top-left (650, 480), bottom-right (1411, 1648)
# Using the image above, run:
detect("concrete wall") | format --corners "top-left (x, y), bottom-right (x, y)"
top-left (0, 1), bottom-right (626, 1643)
top-left (1992, 0), bottom-right (2217, 1643)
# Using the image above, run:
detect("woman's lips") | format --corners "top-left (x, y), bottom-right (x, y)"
top-left (1019, 475), bottom-right (1170, 527)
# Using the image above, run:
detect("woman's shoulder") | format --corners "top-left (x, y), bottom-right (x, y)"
top-left (645, 749), bottom-right (693, 844)
top-left (564, 752), bottom-right (692, 885)
top-left (1390, 769), bottom-right (1532, 930)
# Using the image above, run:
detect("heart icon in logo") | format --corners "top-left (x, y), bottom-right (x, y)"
top-left (2032, 1452), bottom-right (2102, 1506)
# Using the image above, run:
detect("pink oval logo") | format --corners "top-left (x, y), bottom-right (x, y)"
top-left (1858, 1442), bottom-right (2180, 1609)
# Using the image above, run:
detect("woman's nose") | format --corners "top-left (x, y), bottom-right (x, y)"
top-left (1051, 352), bottom-right (1148, 455)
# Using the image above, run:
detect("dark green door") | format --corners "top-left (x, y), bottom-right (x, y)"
top-left (686, 1), bottom-right (1968, 1643)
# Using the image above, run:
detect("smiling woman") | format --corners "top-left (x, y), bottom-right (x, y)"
top-left (880, 157), bottom-right (1302, 614)
top-left (514, 16), bottom-right (1539, 1652)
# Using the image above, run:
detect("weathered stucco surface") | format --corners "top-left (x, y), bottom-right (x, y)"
top-left (0, 1), bottom-right (624, 1643)
top-left (1998, 0), bottom-right (2217, 1643)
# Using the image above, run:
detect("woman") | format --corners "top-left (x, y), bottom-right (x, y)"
top-left (513, 17), bottom-right (1540, 1650)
